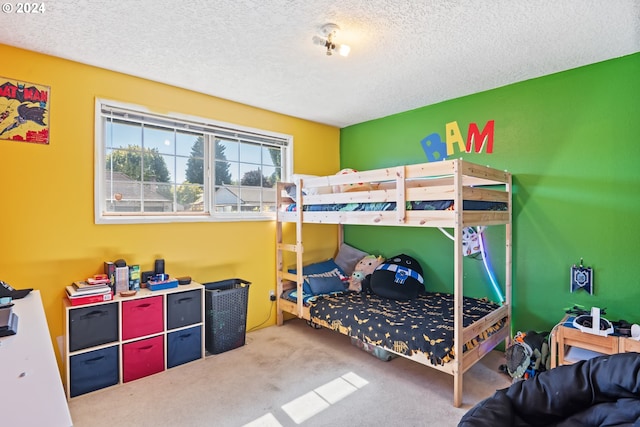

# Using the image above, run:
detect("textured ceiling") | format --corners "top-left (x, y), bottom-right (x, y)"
top-left (0, 0), bottom-right (638, 128)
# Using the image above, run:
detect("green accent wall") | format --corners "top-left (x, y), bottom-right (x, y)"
top-left (340, 53), bottom-right (640, 332)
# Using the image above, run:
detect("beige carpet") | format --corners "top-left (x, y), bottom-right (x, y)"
top-left (68, 319), bottom-right (511, 427)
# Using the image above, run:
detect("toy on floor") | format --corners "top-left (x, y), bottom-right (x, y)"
top-left (350, 336), bottom-right (397, 361)
top-left (501, 330), bottom-right (550, 381)
top-left (348, 255), bottom-right (384, 292)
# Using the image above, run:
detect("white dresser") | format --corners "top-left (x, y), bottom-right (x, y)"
top-left (0, 290), bottom-right (73, 426)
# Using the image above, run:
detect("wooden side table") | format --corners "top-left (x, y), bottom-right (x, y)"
top-left (550, 314), bottom-right (619, 368)
top-left (619, 336), bottom-right (640, 353)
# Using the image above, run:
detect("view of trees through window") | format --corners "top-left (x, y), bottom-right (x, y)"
top-left (99, 102), bottom-right (289, 219)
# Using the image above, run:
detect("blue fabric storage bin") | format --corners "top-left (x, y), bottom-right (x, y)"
top-left (70, 345), bottom-right (119, 397)
top-left (167, 325), bottom-right (202, 368)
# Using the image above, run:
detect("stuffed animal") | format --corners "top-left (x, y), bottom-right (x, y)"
top-left (348, 255), bottom-right (384, 292)
top-left (368, 253), bottom-right (425, 300)
top-left (333, 168), bottom-right (374, 193)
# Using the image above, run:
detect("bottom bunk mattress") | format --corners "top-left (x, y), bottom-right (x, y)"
top-left (307, 291), bottom-right (506, 365)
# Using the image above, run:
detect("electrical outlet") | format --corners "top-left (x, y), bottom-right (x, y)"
top-left (269, 290), bottom-right (276, 301)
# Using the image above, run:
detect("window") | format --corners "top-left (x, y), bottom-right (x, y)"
top-left (95, 99), bottom-right (292, 224)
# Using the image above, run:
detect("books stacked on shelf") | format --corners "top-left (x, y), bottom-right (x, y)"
top-left (66, 280), bottom-right (113, 306)
top-left (87, 274), bottom-right (111, 285)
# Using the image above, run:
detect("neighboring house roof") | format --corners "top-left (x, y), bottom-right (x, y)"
top-left (191, 185), bottom-right (276, 208)
top-left (215, 185), bottom-right (275, 206)
top-left (105, 171), bottom-right (173, 203)
top-left (214, 186), bottom-right (242, 205)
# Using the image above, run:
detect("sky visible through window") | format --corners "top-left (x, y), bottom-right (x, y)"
top-left (106, 122), bottom-right (277, 186)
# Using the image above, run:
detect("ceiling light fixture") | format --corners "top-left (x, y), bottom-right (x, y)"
top-left (312, 23), bottom-right (350, 57)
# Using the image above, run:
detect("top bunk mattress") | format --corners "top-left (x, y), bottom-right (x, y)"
top-left (277, 159), bottom-right (511, 227)
top-left (284, 200), bottom-right (507, 212)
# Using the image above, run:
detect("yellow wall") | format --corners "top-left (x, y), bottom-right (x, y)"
top-left (0, 44), bottom-right (340, 369)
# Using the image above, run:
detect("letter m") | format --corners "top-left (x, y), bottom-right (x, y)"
top-left (466, 120), bottom-right (495, 154)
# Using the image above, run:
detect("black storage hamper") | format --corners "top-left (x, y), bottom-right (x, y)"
top-left (203, 279), bottom-right (250, 354)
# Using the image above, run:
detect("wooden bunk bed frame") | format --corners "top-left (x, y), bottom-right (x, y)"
top-left (275, 158), bottom-right (512, 407)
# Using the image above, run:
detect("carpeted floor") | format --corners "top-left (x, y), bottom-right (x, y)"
top-left (68, 319), bottom-right (511, 426)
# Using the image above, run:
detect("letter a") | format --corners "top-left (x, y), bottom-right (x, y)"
top-left (445, 121), bottom-right (466, 156)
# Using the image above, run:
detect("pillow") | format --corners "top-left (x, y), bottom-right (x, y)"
top-left (335, 243), bottom-right (369, 276)
top-left (307, 276), bottom-right (346, 295)
top-left (369, 254), bottom-right (425, 300)
top-left (291, 259), bottom-right (344, 276)
top-left (285, 184), bottom-right (298, 201)
top-left (288, 259), bottom-right (346, 295)
top-left (283, 289), bottom-right (316, 304)
top-left (286, 174), bottom-right (333, 202)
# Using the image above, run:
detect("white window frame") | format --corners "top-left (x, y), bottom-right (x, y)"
top-left (94, 99), bottom-right (293, 224)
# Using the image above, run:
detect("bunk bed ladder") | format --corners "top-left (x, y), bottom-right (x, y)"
top-left (275, 181), bottom-right (305, 324)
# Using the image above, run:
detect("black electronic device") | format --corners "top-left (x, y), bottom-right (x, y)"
top-left (613, 319), bottom-right (632, 337)
top-left (0, 280), bottom-right (32, 300)
top-left (141, 271), bottom-right (154, 284)
top-left (0, 305), bottom-right (18, 337)
top-left (154, 259), bottom-right (165, 275)
top-left (177, 276), bottom-right (191, 285)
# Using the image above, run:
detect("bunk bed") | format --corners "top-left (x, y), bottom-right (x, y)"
top-left (275, 159), bottom-right (512, 407)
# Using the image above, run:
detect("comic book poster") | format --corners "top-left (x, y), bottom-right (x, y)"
top-left (0, 77), bottom-right (50, 144)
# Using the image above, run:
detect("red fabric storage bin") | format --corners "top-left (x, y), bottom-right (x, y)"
top-left (122, 335), bottom-right (164, 382)
top-left (122, 295), bottom-right (163, 340)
